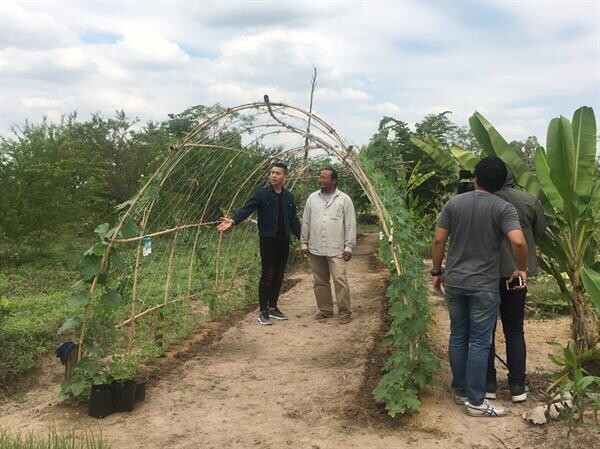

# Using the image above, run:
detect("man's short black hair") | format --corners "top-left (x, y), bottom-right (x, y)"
top-left (272, 162), bottom-right (288, 174)
top-left (474, 156), bottom-right (507, 192)
top-left (321, 167), bottom-right (338, 183)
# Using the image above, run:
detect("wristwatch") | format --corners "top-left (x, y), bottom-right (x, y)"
top-left (430, 269), bottom-right (443, 276)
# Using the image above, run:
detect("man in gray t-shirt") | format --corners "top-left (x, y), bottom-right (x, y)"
top-left (431, 156), bottom-right (528, 417)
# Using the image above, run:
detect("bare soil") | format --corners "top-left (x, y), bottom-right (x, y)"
top-left (1, 234), bottom-right (597, 448)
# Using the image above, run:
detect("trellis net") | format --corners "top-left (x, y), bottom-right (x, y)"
top-left (73, 98), bottom-right (396, 369)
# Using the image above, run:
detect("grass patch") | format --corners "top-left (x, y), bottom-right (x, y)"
top-left (0, 427), bottom-right (111, 449)
top-left (0, 242), bottom-right (83, 386)
top-left (527, 275), bottom-right (570, 317)
top-left (0, 229), bottom-right (262, 391)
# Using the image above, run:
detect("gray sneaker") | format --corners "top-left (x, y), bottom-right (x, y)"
top-left (269, 307), bottom-right (288, 320)
top-left (466, 400), bottom-right (507, 417)
top-left (258, 311), bottom-right (272, 326)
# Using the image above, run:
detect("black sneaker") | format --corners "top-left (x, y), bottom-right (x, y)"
top-left (257, 311), bottom-right (272, 325)
top-left (268, 307), bottom-right (288, 320)
top-left (510, 384), bottom-right (528, 402)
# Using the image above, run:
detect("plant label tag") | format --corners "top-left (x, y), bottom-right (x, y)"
top-left (142, 236), bottom-right (152, 256)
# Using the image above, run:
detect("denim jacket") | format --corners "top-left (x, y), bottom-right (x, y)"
top-left (232, 186), bottom-right (301, 239)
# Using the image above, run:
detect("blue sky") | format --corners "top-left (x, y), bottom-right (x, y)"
top-left (1, 1), bottom-right (598, 147)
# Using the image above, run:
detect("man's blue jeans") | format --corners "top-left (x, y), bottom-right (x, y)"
top-left (445, 286), bottom-right (500, 406)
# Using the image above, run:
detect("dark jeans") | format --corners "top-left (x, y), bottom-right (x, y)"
top-left (486, 278), bottom-right (527, 388)
top-left (259, 237), bottom-right (289, 312)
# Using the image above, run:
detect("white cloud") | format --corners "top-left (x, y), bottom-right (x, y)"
top-left (1, 2), bottom-right (74, 49)
top-left (316, 88), bottom-right (371, 102)
top-left (21, 97), bottom-right (63, 109)
top-left (118, 30), bottom-right (191, 68)
top-left (1, 0), bottom-right (598, 148)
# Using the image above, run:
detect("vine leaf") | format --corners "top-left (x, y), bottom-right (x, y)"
top-left (84, 242), bottom-right (105, 256)
top-left (81, 254), bottom-right (101, 281)
top-left (58, 316), bottom-right (81, 334)
top-left (68, 290), bottom-right (91, 308)
top-left (94, 223), bottom-right (110, 240)
top-left (102, 288), bottom-right (122, 308)
top-left (120, 220), bottom-right (140, 239)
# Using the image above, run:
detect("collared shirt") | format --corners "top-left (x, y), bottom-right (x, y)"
top-left (300, 188), bottom-right (356, 257)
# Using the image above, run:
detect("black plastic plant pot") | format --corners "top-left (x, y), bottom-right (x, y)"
top-left (134, 379), bottom-right (147, 403)
top-left (88, 384), bottom-right (113, 418)
top-left (112, 380), bottom-right (136, 412)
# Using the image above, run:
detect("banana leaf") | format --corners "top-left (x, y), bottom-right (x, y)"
top-left (546, 116), bottom-right (577, 221)
top-left (582, 265), bottom-right (600, 313)
top-left (469, 112), bottom-right (540, 195)
top-left (534, 147), bottom-right (563, 214)
top-left (572, 107), bottom-right (597, 209)
top-left (409, 135), bottom-right (458, 173)
top-left (450, 145), bottom-right (479, 172)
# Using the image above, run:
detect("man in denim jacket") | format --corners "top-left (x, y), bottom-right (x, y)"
top-left (217, 162), bottom-right (301, 325)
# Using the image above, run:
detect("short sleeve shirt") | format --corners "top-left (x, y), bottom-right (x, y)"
top-left (438, 191), bottom-right (521, 292)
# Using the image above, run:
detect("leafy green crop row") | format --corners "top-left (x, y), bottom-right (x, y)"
top-left (360, 156), bottom-right (438, 416)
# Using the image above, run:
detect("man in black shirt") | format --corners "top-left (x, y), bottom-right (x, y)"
top-left (217, 162), bottom-right (301, 325)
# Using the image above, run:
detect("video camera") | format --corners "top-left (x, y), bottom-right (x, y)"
top-left (457, 170), bottom-right (475, 194)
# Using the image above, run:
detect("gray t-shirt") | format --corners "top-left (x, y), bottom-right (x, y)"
top-left (438, 191), bottom-right (521, 292)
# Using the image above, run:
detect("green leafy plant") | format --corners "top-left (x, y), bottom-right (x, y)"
top-left (360, 154), bottom-right (438, 416)
top-left (548, 339), bottom-right (600, 431)
top-left (582, 265), bottom-right (600, 315)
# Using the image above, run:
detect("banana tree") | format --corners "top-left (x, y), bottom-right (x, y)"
top-left (405, 160), bottom-right (436, 213)
top-left (470, 107), bottom-right (599, 353)
top-left (410, 135), bottom-right (479, 174)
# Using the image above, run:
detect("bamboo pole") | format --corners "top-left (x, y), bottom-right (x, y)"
top-left (112, 221), bottom-right (218, 244)
top-left (158, 229), bottom-right (180, 348)
top-left (117, 297), bottom-right (187, 328)
top-left (75, 99), bottom-right (425, 371)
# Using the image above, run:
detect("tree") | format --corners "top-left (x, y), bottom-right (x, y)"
top-left (509, 136), bottom-right (541, 171)
top-left (0, 115), bottom-right (100, 250)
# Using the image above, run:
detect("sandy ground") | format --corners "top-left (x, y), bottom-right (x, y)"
top-left (1, 234), bottom-right (596, 448)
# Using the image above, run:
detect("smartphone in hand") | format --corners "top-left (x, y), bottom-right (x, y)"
top-left (506, 276), bottom-right (523, 290)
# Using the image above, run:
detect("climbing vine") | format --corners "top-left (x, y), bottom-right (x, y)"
top-left (362, 155), bottom-right (438, 416)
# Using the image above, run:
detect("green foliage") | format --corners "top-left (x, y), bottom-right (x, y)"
top-left (548, 339), bottom-right (600, 431)
top-left (527, 275), bottom-right (571, 317)
top-left (359, 154), bottom-right (438, 416)
top-left (0, 427), bottom-right (111, 449)
top-left (410, 135), bottom-right (458, 173)
top-left (582, 265), bottom-right (600, 315)
top-left (0, 105), bottom-right (228, 254)
top-left (0, 243), bottom-right (82, 385)
top-left (470, 111), bottom-right (540, 194)
top-left (59, 352), bottom-right (136, 402)
top-left (362, 112), bottom-right (480, 246)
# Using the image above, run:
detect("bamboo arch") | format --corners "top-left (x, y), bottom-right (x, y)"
top-left (76, 96), bottom-right (411, 362)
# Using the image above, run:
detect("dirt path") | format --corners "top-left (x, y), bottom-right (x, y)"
top-left (0, 234), bottom-right (594, 448)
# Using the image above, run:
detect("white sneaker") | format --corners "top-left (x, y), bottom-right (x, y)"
top-left (466, 400), bottom-right (507, 417)
top-left (510, 385), bottom-right (529, 403)
top-left (454, 394), bottom-right (468, 405)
